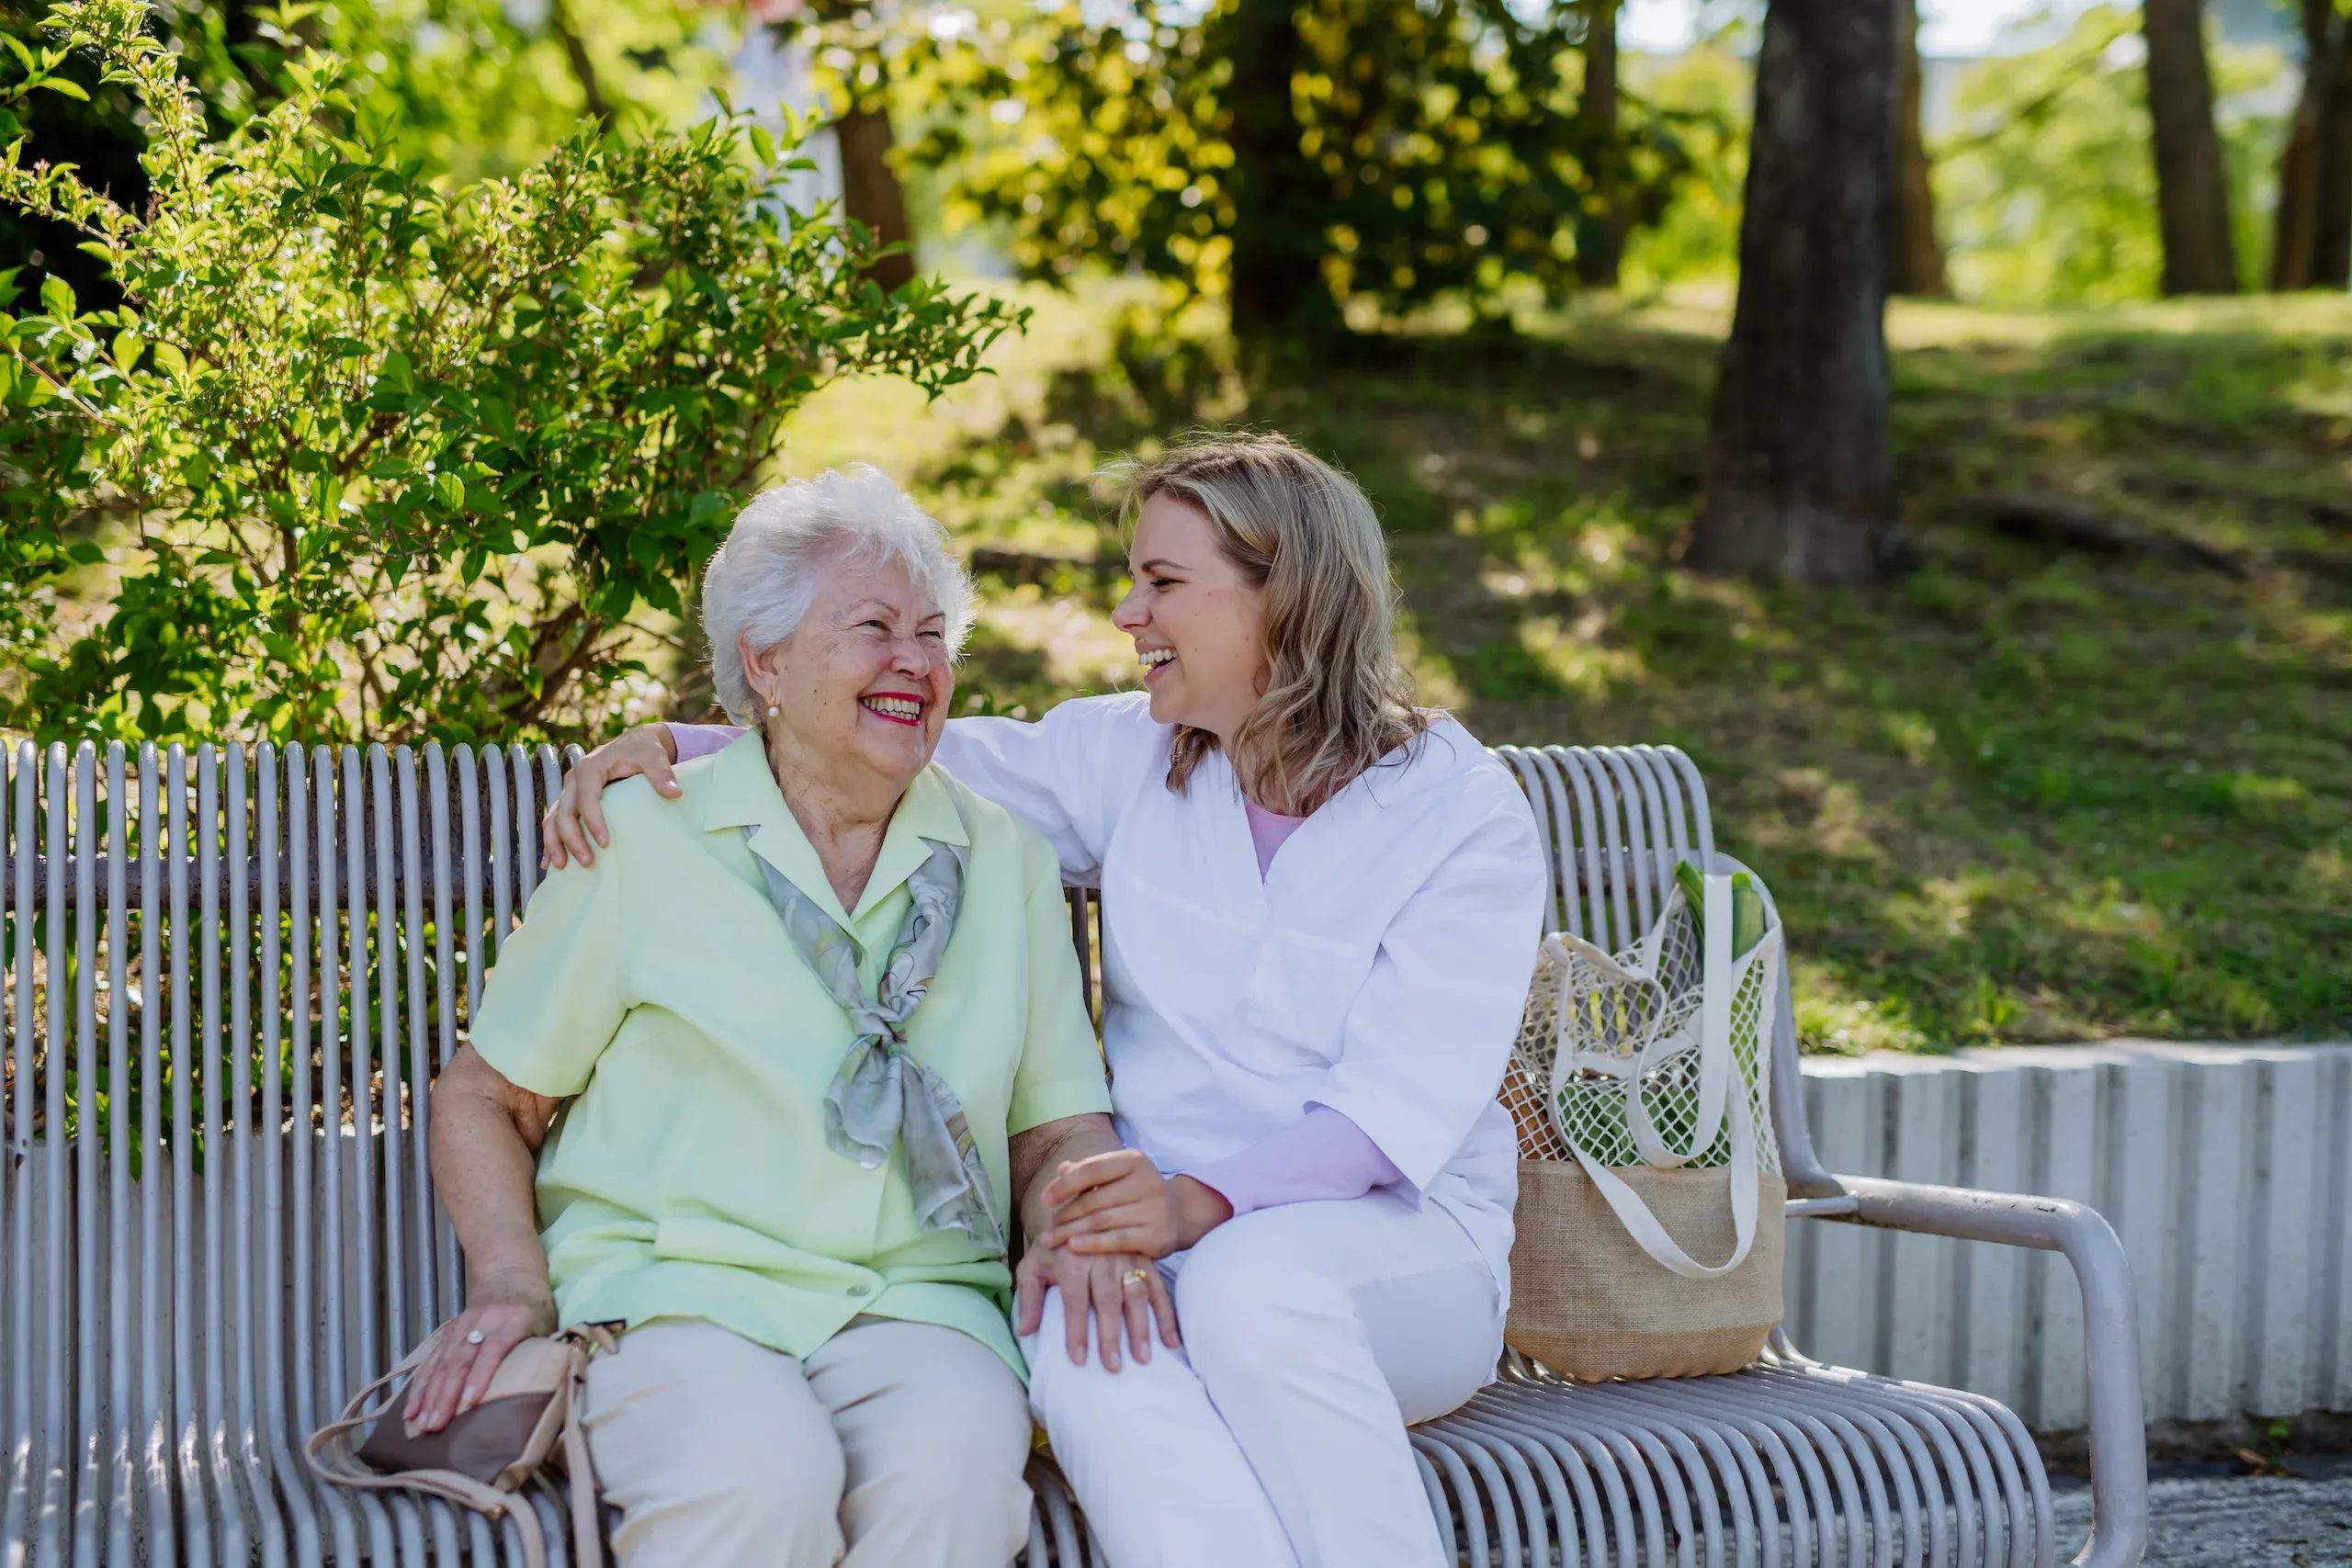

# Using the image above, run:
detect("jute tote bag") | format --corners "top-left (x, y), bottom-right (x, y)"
top-left (1502, 869), bottom-right (1787, 1382)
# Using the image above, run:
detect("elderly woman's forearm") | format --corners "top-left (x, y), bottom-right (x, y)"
top-left (429, 1053), bottom-right (558, 1303)
top-left (1011, 1112), bottom-right (1123, 1236)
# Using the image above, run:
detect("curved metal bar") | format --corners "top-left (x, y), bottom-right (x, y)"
top-left (102, 743), bottom-right (136, 1566)
top-left (1498, 748), bottom-right (1579, 940)
top-left (1433, 1405), bottom-right (1584, 1568)
top-left (1480, 1380), bottom-right (1690, 1568)
top-left (1658, 746), bottom-right (1716, 862)
top-left (1414, 1430), bottom-right (1497, 1568)
top-left (1601, 1380), bottom-right (1793, 1568)
top-left (258, 749), bottom-right (324, 1568)
top-left (1630, 745), bottom-right (1695, 869)
top-left (1543, 747), bottom-right (1614, 950)
top-left (1595, 750), bottom-right (1663, 938)
top-left (1564, 749), bottom-right (1636, 953)
top-left (1444, 1390), bottom-right (1634, 1568)
top-left (1827, 1179), bottom-right (2139, 1568)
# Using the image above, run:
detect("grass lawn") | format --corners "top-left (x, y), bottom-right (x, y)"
top-left (775, 284), bottom-right (2352, 1054)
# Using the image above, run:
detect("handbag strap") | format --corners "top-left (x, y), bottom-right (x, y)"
top-left (304, 1325), bottom-right (613, 1568)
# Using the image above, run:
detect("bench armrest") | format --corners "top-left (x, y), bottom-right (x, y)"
top-left (1803, 1174), bottom-right (2149, 1568)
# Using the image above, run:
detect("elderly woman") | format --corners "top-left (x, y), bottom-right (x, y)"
top-left (401, 468), bottom-right (1167, 1568)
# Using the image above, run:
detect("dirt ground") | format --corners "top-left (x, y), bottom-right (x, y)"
top-left (2051, 1453), bottom-right (2352, 1565)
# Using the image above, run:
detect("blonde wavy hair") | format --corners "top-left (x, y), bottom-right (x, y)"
top-left (1122, 432), bottom-right (1429, 816)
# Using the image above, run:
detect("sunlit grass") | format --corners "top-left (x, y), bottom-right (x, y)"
top-left (777, 280), bottom-right (2351, 1051)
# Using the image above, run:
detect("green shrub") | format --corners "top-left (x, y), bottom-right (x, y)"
top-left (0, 0), bottom-right (1025, 744)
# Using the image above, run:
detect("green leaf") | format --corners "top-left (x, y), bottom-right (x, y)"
top-left (66, 541), bottom-right (105, 566)
top-left (40, 274), bottom-right (75, 321)
top-left (435, 471), bottom-right (464, 509)
top-left (36, 77), bottom-right (89, 102)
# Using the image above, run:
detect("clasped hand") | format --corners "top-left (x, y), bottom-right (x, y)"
top-left (1038, 1147), bottom-right (1233, 1258)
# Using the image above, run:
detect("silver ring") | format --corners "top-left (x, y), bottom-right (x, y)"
top-left (465, 1329), bottom-right (485, 1345)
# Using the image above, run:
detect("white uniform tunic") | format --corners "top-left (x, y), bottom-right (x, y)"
top-left (943, 692), bottom-right (1542, 1289)
top-left (939, 694), bottom-right (1549, 1568)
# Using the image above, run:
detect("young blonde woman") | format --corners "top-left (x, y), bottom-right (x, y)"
top-left (542, 433), bottom-right (1546, 1568)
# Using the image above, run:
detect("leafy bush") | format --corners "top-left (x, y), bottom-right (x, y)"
top-left (0, 0), bottom-right (1024, 744)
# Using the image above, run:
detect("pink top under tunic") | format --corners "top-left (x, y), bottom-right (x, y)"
top-left (665, 723), bottom-right (1405, 1215)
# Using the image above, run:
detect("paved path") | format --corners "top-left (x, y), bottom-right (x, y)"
top-left (2052, 1456), bottom-right (2352, 1566)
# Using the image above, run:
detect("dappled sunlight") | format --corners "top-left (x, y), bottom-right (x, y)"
top-left (757, 279), bottom-right (2349, 1049)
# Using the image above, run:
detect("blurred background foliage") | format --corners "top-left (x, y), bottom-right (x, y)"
top-left (3, 0), bottom-right (2346, 1049)
top-left (1936, 4), bottom-right (2289, 303)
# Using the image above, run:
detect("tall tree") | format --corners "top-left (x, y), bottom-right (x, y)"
top-left (1690, 0), bottom-right (1895, 586)
top-left (750, 0), bottom-right (917, 293)
top-left (2140, 0), bottom-right (2239, 292)
top-left (1577, 0), bottom-right (1623, 288)
top-left (835, 86), bottom-right (916, 294)
top-left (1885, 0), bottom-right (1948, 296)
top-left (1218, 0), bottom-right (1334, 343)
top-left (2270, 0), bottom-right (2352, 290)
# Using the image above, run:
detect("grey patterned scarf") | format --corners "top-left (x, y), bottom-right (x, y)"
top-left (744, 811), bottom-right (1005, 1254)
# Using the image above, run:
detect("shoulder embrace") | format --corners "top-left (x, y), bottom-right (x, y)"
top-left (592, 767), bottom-right (704, 852)
top-left (936, 766), bottom-right (1065, 886)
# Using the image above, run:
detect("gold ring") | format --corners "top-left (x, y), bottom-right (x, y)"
top-left (1121, 1269), bottom-right (1150, 1288)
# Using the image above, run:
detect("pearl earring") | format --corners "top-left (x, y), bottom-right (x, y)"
top-left (766, 703), bottom-right (779, 716)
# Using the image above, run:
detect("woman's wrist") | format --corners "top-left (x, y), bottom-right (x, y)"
top-left (468, 1263), bottom-right (555, 1313)
top-left (1170, 1175), bottom-right (1234, 1249)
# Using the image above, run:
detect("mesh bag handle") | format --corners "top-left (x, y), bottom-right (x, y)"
top-left (1529, 870), bottom-right (1784, 1280)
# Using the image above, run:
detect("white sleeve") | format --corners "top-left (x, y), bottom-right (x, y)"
top-left (1310, 786), bottom-right (1548, 1193)
top-left (933, 694), bottom-right (1166, 887)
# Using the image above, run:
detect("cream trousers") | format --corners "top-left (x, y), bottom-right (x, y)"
top-left (581, 1316), bottom-right (1034, 1568)
top-left (1023, 1190), bottom-right (1504, 1568)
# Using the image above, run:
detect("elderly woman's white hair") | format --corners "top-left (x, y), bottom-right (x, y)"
top-left (702, 467), bottom-right (976, 723)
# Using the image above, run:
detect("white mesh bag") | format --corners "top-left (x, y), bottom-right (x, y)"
top-left (1510, 869), bottom-right (1784, 1278)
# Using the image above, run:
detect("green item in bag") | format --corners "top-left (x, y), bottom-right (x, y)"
top-left (1675, 861), bottom-right (1767, 960)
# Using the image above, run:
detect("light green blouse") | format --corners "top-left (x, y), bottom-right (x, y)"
top-left (468, 731), bottom-right (1112, 1379)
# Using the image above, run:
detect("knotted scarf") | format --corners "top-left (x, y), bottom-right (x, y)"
top-left (743, 812), bottom-right (1005, 1253)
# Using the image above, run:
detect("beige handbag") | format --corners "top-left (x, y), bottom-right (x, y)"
top-left (306, 1324), bottom-right (618, 1568)
top-left (1501, 870), bottom-right (1786, 1382)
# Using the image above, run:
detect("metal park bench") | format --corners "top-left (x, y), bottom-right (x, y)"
top-left (0, 738), bottom-right (2148, 1566)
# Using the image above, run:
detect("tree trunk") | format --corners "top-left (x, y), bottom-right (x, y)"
top-left (1690, 0), bottom-right (1896, 586)
top-left (548, 0), bottom-right (614, 126)
top-left (2142, 0), bottom-right (2239, 294)
top-left (1577, 0), bottom-right (1623, 288)
top-left (1220, 0), bottom-right (1335, 344)
top-left (2273, 10), bottom-right (2328, 288)
top-left (835, 85), bottom-right (917, 295)
top-left (1885, 0), bottom-right (1949, 297)
top-left (2320, 61), bottom-right (2352, 286)
top-left (2270, 0), bottom-right (2352, 291)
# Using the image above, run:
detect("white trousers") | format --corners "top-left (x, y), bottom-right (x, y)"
top-left (581, 1316), bottom-right (1034, 1568)
top-left (1023, 1191), bottom-right (1503, 1568)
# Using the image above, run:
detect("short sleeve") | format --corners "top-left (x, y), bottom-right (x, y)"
top-left (933, 694), bottom-right (1166, 888)
top-left (1310, 784), bottom-right (1547, 1192)
top-left (468, 856), bottom-right (630, 1100)
top-left (1004, 829), bottom-right (1114, 1134)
